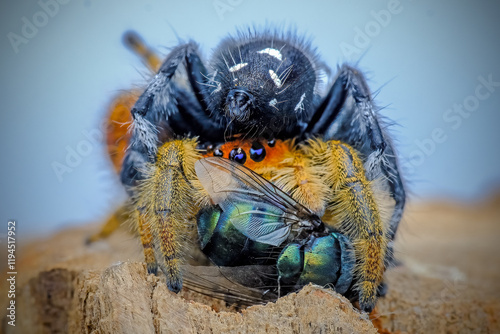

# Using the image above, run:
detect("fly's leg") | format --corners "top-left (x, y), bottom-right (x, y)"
top-left (308, 139), bottom-right (387, 313)
top-left (135, 139), bottom-right (200, 292)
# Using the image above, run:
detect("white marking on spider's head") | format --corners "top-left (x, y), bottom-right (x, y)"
top-left (269, 98), bottom-right (278, 109)
top-left (294, 93), bottom-right (306, 112)
top-left (268, 70), bottom-right (282, 88)
top-left (257, 48), bottom-right (282, 61)
top-left (229, 62), bottom-right (248, 72)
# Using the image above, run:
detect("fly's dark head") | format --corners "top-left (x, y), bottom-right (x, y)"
top-left (205, 34), bottom-right (319, 138)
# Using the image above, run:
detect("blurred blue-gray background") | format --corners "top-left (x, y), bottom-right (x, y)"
top-left (1, 0), bottom-right (499, 236)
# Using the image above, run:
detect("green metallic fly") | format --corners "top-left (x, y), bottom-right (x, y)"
top-left (195, 157), bottom-right (356, 298)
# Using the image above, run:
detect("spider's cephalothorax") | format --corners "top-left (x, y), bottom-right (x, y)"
top-left (115, 29), bottom-right (406, 313)
top-left (205, 34), bottom-right (319, 137)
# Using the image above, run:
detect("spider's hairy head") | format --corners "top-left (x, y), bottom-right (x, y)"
top-left (205, 29), bottom-right (322, 138)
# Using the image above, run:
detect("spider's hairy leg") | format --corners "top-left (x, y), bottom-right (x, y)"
top-left (118, 37), bottom-right (227, 291)
top-left (86, 206), bottom-right (131, 244)
top-left (87, 32), bottom-right (163, 245)
top-left (105, 31), bottom-right (163, 172)
top-left (123, 30), bottom-right (162, 72)
top-left (330, 65), bottom-right (405, 246)
top-left (120, 41), bottom-right (215, 192)
top-left (107, 31), bottom-right (162, 173)
top-left (135, 138), bottom-right (200, 292)
top-left (308, 139), bottom-right (387, 313)
top-left (135, 209), bottom-right (158, 274)
top-left (305, 64), bottom-right (405, 267)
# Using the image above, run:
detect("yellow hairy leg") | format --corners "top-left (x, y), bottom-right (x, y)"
top-left (135, 138), bottom-right (200, 292)
top-left (308, 139), bottom-right (387, 312)
top-left (136, 210), bottom-right (158, 274)
top-left (86, 205), bottom-right (130, 244)
top-left (123, 31), bottom-right (161, 72)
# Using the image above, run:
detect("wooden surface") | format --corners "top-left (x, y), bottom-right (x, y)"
top-left (1, 195), bottom-right (500, 333)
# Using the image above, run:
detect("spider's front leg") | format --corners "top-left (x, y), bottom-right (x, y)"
top-left (308, 139), bottom-right (387, 313)
top-left (305, 64), bottom-right (406, 268)
top-left (87, 32), bottom-right (162, 245)
top-left (120, 42), bottom-right (216, 292)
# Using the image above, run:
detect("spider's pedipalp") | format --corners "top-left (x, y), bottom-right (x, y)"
top-left (307, 139), bottom-right (387, 313)
top-left (135, 139), bottom-right (201, 292)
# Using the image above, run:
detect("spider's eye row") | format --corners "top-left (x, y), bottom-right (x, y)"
top-left (214, 149), bottom-right (224, 157)
top-left (229, 148), bottom-right (246, 164)
top-left (250, 142), bottom-right (266, 162)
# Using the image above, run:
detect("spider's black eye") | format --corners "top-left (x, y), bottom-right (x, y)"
top-left (267, 139), bottom-right (276, 147)
top-left (250, 142), bottom-right (266, 162)
top-left (229, 148), bottom-right (246, 164)
top-left (214, 148), bottom-right (223, 157)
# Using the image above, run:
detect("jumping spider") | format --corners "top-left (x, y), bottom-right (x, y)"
top-left (103, 28), bottom-right (405, 313)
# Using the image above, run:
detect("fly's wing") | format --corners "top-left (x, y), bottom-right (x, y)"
top-left (182, 264), bottom-right (278, 306)
top-left (195, 157), bottom-right (313, 247)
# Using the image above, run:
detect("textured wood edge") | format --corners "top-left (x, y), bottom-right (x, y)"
top-left (5, 262), bottom-right (376, 333)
